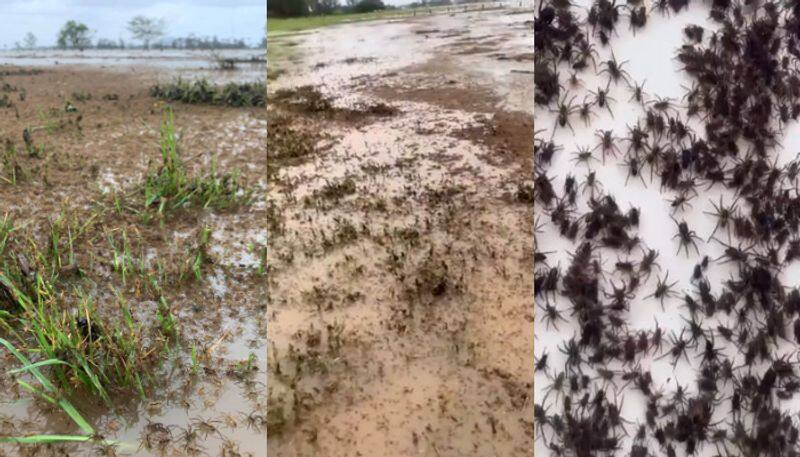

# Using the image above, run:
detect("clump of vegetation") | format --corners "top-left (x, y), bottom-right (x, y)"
top-left (0, 214), bottom-right (174, 403)
top-left (0, 338), bottom-right (116, 445)
top-left (142, 107), bottom-right (252, 215)
top-left (182, 226), bottom-right (213, 281)
top-left (272, 85), bottom-right (398, 120)
top-left (272, 85), bottom-right (333, 113)
top-left (72, 91), bottom-right (91, 102)
top-left (0, 140), bottom-right (24, 184)
top-left (149, 79), bottom-right (264, 107)
top-left (267, 116), bottom-right (320, 178)
top-left (313, 177), bottom-right (357, 202)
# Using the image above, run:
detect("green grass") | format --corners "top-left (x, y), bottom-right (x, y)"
top-left (266, 4), bottom-right (476, 35)
top-left (0, 337), bottom-right (132, 449)
top-left (150, 79), bottom-right (265, 108)
top-left (0, 215), bottom-right (174, 403)
top-left (0, 141), bottom-right (24, 185)
top-left (0, 337), bottom-right (95, 442)
top-left (268, 10), bottom-right (410, 34)
top-left (142, 107), bottom-right (252, 215)
top-left (185, 226), bottom-right (212, 282)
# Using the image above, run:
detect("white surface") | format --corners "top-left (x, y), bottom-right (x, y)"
top-left (534, 2), bottom-right (800, 456)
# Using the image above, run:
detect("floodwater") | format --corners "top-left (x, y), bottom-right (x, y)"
top-left (269, 3), bottom-right (532, 112)
top-left (0, 62), bottom-right (266, 454)
top-left (268, 5), bottom-right (533, 456)
top-left (0, 49), bottom-right (265, 84)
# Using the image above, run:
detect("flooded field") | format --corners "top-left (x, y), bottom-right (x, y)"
top-left (267, 5), bottom-right (534, 456)
top-left (0, 54), bottom-right (266, 455)
top-left (0, 49), bottom-right (265, 84)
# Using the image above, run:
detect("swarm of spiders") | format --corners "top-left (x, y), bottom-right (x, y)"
top-left (535, 0), bottom-right (800, 455)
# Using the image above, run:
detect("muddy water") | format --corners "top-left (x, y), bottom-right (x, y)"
top-left (269, 4), bottom-right (533, 111)
top-left (0, 49), bottom-right (265, 84)
top-left (0, 67), bottom-right (266, 455)
top-left (268, 6), bottom-right (533, 456)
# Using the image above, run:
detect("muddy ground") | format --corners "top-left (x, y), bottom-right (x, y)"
top-left (267, 5), bottom-right (534, 456)
top-left (0, 65), bottom-right (266, 456)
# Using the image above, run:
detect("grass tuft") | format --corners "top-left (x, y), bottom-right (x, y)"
top-left (142, 107), bottom-right (252, 215)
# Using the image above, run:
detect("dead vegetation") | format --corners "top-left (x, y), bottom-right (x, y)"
top-left (272, 85), bottom-right (400, 121)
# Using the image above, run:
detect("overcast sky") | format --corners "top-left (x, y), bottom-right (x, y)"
top-left (1, 0), bottom-right (266, 48)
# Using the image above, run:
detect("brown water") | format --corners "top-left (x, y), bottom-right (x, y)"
top-left (268, 6), bottom-right (533, 456)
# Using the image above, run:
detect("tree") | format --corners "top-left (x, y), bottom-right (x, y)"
top-left (353, 0), bottom-right (385, 12)
top-left (311, 0), bottom-right (340, 14)
top-left (57, 21), bottom-right (92, 51)
top-left (22, 33), bottom-right (37, 50)
top-left (127, 16), bottom-right (166, 50)
top-left (267, 0), bottom-right (310, 17)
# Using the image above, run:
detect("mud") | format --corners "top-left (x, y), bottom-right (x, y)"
top-left (0, 64), bottom-right (266, 456)
top-left (267, 5), bottom-right (533, 456)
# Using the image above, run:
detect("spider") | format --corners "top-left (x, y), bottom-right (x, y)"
top-left (599, 51), bottom-right (632, 86)
top-left (605, 279), bottom-right (635, 311)
top-left (704, 195), bottom-right (739, 242)
top-left (628, 6), bottom-right (647, 34)
top-left (648, 95), bottom-right (679, 115)
top-left (658, 328), bottom-right (692, 367)
top-left (551, 92), bottom-right (580, 133)
top-left (667, 191), bottom-right (694, 214)
top-left (534, 137), bottom-right (562, 166)
top-left (645, 272), bottom-right (678, 309)
top-left (588, 82), bottom-right (616, 117)
top-left (566, 71), bottom-right (584, 90)
top-left (535, 350), bottom-right (550, 372)
top-left (712, 239), bottom-right (754, 265)
top-left (639, 247), bottom-right (661, 280)
top-left (572, 39), bottom-right (601, 71)
top-left (579, 170), bottom-right (604, 198)
top-left (558, 337), bottom-right (585, 371)
top-left (628, 78), bottom-right (647, 105)
top-left (571, 145), bottom-right (598, 167)
top-left (621, 154), bottom-right (647, 186)
top-left (624, 122), bottom-right (649, 154)
top-left (578, 98), bottom-right (598, 125)
top-left (672, 217), bottom-right (702, 256)
top-left (594, 129), bottom-right (621, 163)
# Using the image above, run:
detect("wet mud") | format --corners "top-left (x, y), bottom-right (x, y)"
top-left (267, 5), bottom-right (533, 456)
top-left (0, 64), bottom-right (266, 456)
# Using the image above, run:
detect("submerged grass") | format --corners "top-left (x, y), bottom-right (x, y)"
top-left (0, 211), bottom-right (176, 409)
top-left (150, 79), bottom-right (265, 107)
top-left (0, 337), bottom-right (95, 443)
top-left (0, 337), bottom-right (131, 450)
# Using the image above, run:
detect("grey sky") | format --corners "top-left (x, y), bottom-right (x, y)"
top-left (1, 0), bottom-right (266, 48)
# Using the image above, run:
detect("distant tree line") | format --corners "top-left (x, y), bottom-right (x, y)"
top-left (406, 0), bottom-right (493, 7)
top-left (94, 36), bottom-right (254, 50)
top-left (15, 17), bottom-right (263, 51)
top-left (268, 0), bottom-right (390, 18)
